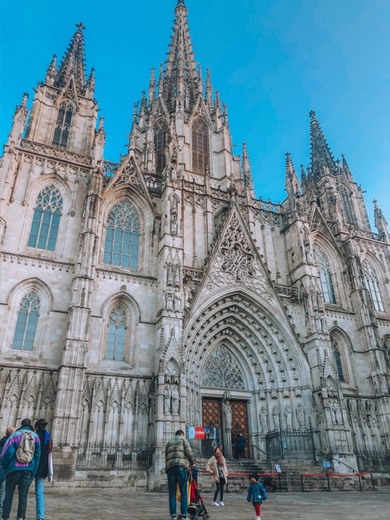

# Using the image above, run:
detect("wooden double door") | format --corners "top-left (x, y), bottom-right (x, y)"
top-left (202, 397), bottom-right (249, 459)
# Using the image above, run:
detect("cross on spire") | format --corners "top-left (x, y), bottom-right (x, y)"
top-left (76, 22), bottom-right (86, 31)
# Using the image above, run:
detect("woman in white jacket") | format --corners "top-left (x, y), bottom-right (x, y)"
top-left (206, 446), bottom-right (229, 507)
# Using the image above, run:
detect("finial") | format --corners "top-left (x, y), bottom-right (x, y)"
top-left (76, 22), bottom-right (86, 32)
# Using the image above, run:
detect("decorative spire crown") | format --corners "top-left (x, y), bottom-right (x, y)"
top-left (160, 0), bottom-right (200, 110)
top-left (309, 110), bottom-right (337, 179)
top-left (55, 23), bottom-right (88, 95)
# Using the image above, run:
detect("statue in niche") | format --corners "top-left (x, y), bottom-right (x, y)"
top-left (164, 385), bottom-right (171, 414)
top-left (259, 407), bottom-right (268, 432)
top-left (285, 406), bottom-right (293, 429)
top-left (170, 210), bottom-right (178, 235)
top-left (296, 403), bottom-right (305, 429)
top-left (171, 385), bottom-right (180, 415)
top-left (224, 401), bottom-right (232, 430)
top-left (272, 407), bottom-right (280, 430)
top-left (165, 292), bottom-right (174, 311)
top-left (329, 399), bottom-right (343, 425)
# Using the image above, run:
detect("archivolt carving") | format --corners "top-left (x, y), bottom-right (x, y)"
top-left (202, 345), bottom-right (245, 389)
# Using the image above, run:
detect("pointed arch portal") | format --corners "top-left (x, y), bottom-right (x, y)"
top-left (184, 290), bottom-right (312, 461)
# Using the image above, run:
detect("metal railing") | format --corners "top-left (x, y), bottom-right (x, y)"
top-left (76, 443), bottom-right (153, 470)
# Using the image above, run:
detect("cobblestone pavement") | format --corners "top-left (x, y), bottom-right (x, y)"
top-left (16, 488), bottom-right (390, 520)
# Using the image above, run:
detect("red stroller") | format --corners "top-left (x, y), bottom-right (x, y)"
top-left (187, 477), bottom-right (210, 520)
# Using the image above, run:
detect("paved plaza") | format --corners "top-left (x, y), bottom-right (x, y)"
top-left (14, 487), bottom-right (390, 520)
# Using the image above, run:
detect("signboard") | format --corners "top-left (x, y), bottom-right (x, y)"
top-left (188, 426), bottom-right (206, 440)
top-left (274, 464), bottom-right (282, 473)
top-left (323, 460), bottom-right (331, 468)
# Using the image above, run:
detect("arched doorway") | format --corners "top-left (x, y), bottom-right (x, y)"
top-left (201, 397), bottom-right (249, 459)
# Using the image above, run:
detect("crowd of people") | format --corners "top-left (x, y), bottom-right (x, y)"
top-left (0, 418), bottom-right (52, 520)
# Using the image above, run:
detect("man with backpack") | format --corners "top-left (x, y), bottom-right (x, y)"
top-left (0, 418), bottom-right (41, 520)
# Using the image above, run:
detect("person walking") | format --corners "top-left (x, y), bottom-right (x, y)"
top-left (0, 428), bottom-right (16, 519)
top-left (165, 429), bottom-right (195, 520)
top-left (0, 418), bottom-right (41, 520)
top-left (34, 419), bottom-right (53, 520)
top-left (207, 446), bottom-right (229, 507)
top-left (247, 473), bottom-right (267, 520)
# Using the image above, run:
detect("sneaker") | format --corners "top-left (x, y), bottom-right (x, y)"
top-left (219, 501), bottom-right (225, 506)
top-left (212, 501), bottom-right (220, 506)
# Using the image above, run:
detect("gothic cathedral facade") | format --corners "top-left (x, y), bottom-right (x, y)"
top-left (1, 1), bottom-right (389, 487)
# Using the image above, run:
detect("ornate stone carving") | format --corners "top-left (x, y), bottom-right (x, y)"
top-left (202, 345), bottom-right (245, 390)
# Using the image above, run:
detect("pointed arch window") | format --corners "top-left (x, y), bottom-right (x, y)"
top-left (106, 305), bottom-right (127, 361)
top-left (28, 184), bottom-right (63, 251)
top-left (12, 292), bottom-right (40, 351)
top-left (331, 336), bottom-right (347, 383)
top-left (314, 245), bottom-right (336, 304)
top-left (52, 102), bottom-right (73, 148)
top-left (154, 119), bottom-right (168, 174)
top-left (103, 200), bottom-right (140, 269)
top-left (341, 188), bottom-right (356, 226)
top-left (192, 118), bottom-right (209, 174)
top-left (363, 261), bottom-right (384, 312)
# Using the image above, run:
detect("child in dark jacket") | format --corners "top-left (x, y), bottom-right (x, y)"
top-left (247, 474), bottom-right (267, 520)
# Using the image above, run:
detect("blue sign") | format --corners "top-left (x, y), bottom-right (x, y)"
top-left (323, 460), bottom-right (331, 468)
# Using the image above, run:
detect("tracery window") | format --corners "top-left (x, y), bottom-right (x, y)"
top-left (154, 119), bottom-right (168, 174)
top-left (202, 345), bottom-right (245, 389)
top-left (52, 102), bottom-right (73, 148)
top-left (192, 118), bottom-right (209, 174)
top-left (314, 245), bottom-right (336, 304)
top-left (12, 292), bottom-right (40, 351)
top-left (341, 188), bottom-right (356, 226)
top-left (331, 336), bottom-right (347, 383)
top-left (363, 261), bottom-right (384, 312)
top-left (105, 305), bottom-right (127, 361)
top-left (28, 184), bottom-right (63, 251)
top-left (103, 200), bottom-right (140, 269)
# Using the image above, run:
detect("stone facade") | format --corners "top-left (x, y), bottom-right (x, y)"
top-left (0, 1), bottom-right (389, 487)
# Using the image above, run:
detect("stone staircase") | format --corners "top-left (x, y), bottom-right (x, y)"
top-left (196, 458), bottom-right (266, 493)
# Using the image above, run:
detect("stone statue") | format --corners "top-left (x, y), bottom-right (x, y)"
top-left (296, 403), bottom-right (305, 429)
top-left (285, 406), bottom-right (293, 429)
top-left (272, 407), bottom-right (280, 430)
top-left (164, 385), bottom-right (171, 414)
top-left (171, 385), bottom-right (180, 415)
top-left (259, 407), bottom-right (268, 432)
top-left (224, 401), bottom-right (232, 430)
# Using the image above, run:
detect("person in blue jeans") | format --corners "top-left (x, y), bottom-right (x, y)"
top-left (34, 419), bottom-right (53, 520)
top-left (0, 427), bottom-right (16, 518)
top-left (0, 418), bottom-right (41, 520)
top-left (165, 430), bottom-right (195, 520)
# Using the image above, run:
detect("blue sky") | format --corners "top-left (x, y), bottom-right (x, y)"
top-left (1, 0), bottom-right (389, 226)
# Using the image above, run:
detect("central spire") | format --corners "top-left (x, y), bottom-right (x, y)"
top-left (309, 110), bottom-right (337, 179)
top-left (55, 23), bottom-right (87, 95)
top-left (161, 0), bottom-right (201, 110)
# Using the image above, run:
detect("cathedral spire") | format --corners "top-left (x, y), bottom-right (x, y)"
top-left (374, 200), bottom-right (389, 242)
top-left (56, 22), bottom-right (87, 95)
top-left (241, 143), bottom-right (254, 193)
top-left (309, 110), bottom-right (337, 180)
top-left (161, 0), bottom-right (200, 110)
top-left (285, 153), bottom-right (301, 210)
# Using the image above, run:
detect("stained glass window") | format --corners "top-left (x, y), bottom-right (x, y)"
top-left (314, 245), bottom-right (336, 304)
top-left (363, 261), bottom-right (384, 312)
top-left (12, 292), bottom-right (40, 351)
top-left (103, 201), bottom-right (140, 269)
top-left (28, 184), bottom-right (63, 251)
top-left (192, 119), bottom-right (209, 174)
top-left (154, 120), bottom-right (168, 174)
top-left (106, 306), bottom-right (127, 361)
top-left (331, 336), bottom-right (346, 383)
top-left (52, 103), bottom-right (73, 148)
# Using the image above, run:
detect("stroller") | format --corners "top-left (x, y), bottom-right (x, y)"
top-left (187, 477), bottom-right (210, 520)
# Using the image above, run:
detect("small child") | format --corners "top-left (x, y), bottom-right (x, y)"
top-left (247, 474), bottom-right (267, 520)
